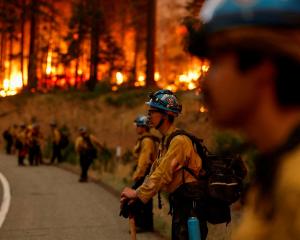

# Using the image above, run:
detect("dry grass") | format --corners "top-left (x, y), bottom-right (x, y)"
top-left (0, 89), bottom-right (238, 239)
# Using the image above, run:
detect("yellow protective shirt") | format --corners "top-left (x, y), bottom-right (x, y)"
top-left (75, 134), bottom-right (101, 153)
top-left (136, 125), bottom-right (202, 204)
top-left (52, 128), bottom-right (61, 145)
top-left (132, 133), bottom-right (158, 181)
top-left (233, 145), bottom-right (300, 240)
top-left (27, 129), bottom-right (43, 146)
top-left (17, 129), bottom-right (27, 145)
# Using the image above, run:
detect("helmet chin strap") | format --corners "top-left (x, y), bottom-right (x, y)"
top-left (155, 117), bottom-right (165, 130)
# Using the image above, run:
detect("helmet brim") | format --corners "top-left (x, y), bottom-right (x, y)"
top-left (146, 101), bottom-right (180, 114)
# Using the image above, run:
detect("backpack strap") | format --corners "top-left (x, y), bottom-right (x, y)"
top-left (165, 129), bottom-right (209, 180)
top-left (165, 129), bottom-right (190, 149)
top-left (139, 135), bottom-right (160, 144)
top-left (83, 135), bottom-right (95, 149)
top-left (181, 166), bottom-right (200, 180)
top-left (136, 135), bottom-right (160, 155)
top-left (165, 129), bottom-right (208, 158)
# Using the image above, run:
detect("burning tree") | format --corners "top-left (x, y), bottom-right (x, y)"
top-left (0, 0), bottom-right (209, 96)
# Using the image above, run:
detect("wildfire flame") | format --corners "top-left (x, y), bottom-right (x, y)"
top-left (134, 74), bottom-right (146, 87)
top-left (1, 54), bottom-right (209, 97)
top-left (199, 106), bottom-right (208, 113)
top-left (0, 71), bottom-right (23, 97)
top-left (46, 50), bottom-right (53, 75)
top-left (116, 72), bottom-right (124, 85)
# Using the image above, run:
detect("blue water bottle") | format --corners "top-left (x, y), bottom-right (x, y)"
top-left (188, 217), bottom-right (201, 240)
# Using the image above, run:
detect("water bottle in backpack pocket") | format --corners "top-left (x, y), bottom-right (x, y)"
top-left (188, 217), bottom-right (201, 240)
top-left (165, 129), bottom-right (247, 225)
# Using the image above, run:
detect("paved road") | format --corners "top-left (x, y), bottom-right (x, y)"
top-left (0, 154), bottom-right (164, 240)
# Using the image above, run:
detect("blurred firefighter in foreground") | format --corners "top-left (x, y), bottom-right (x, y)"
top-left (15, 123), bottom-right (28, 166)
top-left (131, 115), bottom-right (159, 232)
top-left (187, 0), bottom-right (300, 239)
top-left (75, 127), bottom-right (103, 182)
top-left (49, 121), bottom-right (62, 164)
top-left (27, 123), bottom-right (44, 166)
top-left (121, 90), bottom-right (208, 240)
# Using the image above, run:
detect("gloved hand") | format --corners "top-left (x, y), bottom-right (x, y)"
top-left (119, 198), bottom-right (143, 219)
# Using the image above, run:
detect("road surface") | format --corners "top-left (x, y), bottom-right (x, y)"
top-left (0, 153), bottom-right (164, 240)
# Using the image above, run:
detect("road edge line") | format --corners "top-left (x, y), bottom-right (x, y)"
top-left (0, 172), bottom-right (11, 228)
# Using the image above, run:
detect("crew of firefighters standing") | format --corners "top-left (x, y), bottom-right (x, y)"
top-left (2, 0), bottom-right (300, 239)
top-left (3, 122), bottom-right (45, 166)
top-left (2, 122), bottom-right (103, 183)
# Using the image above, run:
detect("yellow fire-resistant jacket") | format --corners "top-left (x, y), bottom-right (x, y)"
top-left (75, 134), bottom-right (101, 153)
top-left (51, 128), bottom-right (61, 145)
top-left (27, 128), bottom-right (43, 146)
top-left (233, 145), bottom-right (300, 240)
top-left (132, 133), bottom-right (158, 182)
top-left (136, 124), bottom-right (202, 204)
top-left (17, 129), bottom-right (27, 145)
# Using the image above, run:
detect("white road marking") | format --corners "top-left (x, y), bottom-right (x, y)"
top-left (0, 172), bottom-right (11, 228)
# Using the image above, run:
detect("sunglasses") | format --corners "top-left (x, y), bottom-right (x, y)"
top-left (148, 109), bottom-right (163, 115)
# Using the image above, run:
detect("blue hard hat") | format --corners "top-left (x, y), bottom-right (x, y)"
top-left (201, 0), bottom-right (300, 33)
top-left (146, 90), bottom-right (182, 115)
top-left (78, 126), bottom-right (87, 133)
top-left (187, 0), bottom-right (300, 58)
top-left (134, 115), bottom-right (149, 127)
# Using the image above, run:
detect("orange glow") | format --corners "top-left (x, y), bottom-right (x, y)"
top-left (116, 72), bottom-right (124, 85)
top-left (73, 33), bottom-right (79, 40)
top-left (176, 25), bottom-right (188, 36)
top-left (134, 74), bottom-right (146, 87)
top-left (46, 50), bottom-right (53, 75)
top-left (0, 70), bottom-right (23, 97)
top-left (154, 72), bottom-right (160, 81)
top-left (199, 106), bottom-right (208, 113)
top-left (166, 84), bottom-right (178, 92)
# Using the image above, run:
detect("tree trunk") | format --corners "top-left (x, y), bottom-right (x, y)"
top-left (145, 0), bottom-right (156, 87)
top-left (75, 57), bottom-right (79, 88)
top-left (27, 0), bottom-right (38, 91)
top-left (0, 0), bottom-right (3, 79)
top-left (8, 32), bottom-right (13, 79)
top-left (131, 31), bottom-right (140, 85)
top-left (20, 0), bottom-right (26, 87)
top-left (0, 32), bottom-right (6, 81)
top-left (87, 0), bottom-right (101, 91)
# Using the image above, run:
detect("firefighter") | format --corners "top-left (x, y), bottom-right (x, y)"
top-left (27, 123), bottom-right (44, 166)
top-left (187, 0), bottom-right (300, 239)
top-left (49, 121), bottom-right (62, 164)
top-left (2, 124), bottom-right (17, 154)
top-left (75, 127), bottom-right (103, 182)
top-left (15, 123), bottom-right (28, 166)
top-left (131, 115), bottom-right (159, 232)
top-left (121, 90), bottom-right (208, 240)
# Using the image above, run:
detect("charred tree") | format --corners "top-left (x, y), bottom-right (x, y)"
top-left (145, 0), bottom-right (156, 87)
top-left (27, 0), bottom-right (38, 91)
top-left (86, 0), bottom-right (103, 91)
top-left (20, 0), bottom-right (26, 86)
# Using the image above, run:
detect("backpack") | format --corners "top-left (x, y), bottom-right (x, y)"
top-left (82, 135), bottom-right (98, 159)
top-left (59, 132), bottom-right (69, 149)
top-left (137, 135), bottom-right (160, 155)
top-left (166, 129), bottom-right (247, 224)
top-left (2, 130), bottom-right (12, 141)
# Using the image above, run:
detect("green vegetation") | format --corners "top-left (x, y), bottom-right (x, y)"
top-left (104, 87), bottom-right (153, 107)
top-left (213, 130), bottom-right (258, 182)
